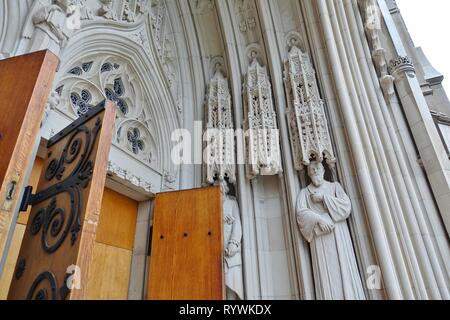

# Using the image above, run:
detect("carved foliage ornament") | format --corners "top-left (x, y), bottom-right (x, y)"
top-left (236, 0), bottom-right (257, 36)
top-left (33, 0), bottom-right (149, 29)
top-left (244, 57), bottom-right (282, 178)
top-left (107, 161), bottom-right (154, 193)
top-left (284, 46), bottom-right (335, 171)
top-left (388, 55), bottom-right (416, 76)
top-left (204, 70), bottom-right (236, 184)
top-left (97, 0), bottom-right (149, 22)
top-left (149, 0), bottom-right (182, 114)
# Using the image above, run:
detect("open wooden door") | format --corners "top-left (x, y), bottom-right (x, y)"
top-left (147, 186), bottom-right (224, 300)
top-left (7, 101), bottom-right (116, 300)
top-left (0, 50), bottom-right (59, 273)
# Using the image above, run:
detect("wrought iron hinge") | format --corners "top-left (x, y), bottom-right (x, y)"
top-left (19, 186), bottom-right (35, 212)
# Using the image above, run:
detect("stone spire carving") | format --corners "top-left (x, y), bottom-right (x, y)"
top-left (204, 68), bottom-right (236, 184)
top-left (243, 53), bottom-right (282, 179)
top-left (284, 45), bottom-right (335, 171)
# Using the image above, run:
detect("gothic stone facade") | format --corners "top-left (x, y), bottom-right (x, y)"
top-left (0, 0), bottom-right (450, 300)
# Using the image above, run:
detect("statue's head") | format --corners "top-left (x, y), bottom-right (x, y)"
top-left (307, 161), bottom-right (325, 187)
top-left (214, 179), bottom-right (229, 196)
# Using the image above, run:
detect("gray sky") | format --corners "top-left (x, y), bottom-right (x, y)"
top-left (396, 0), bottom-right (450, 94)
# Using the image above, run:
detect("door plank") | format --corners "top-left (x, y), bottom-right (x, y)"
top-left (8, 102), bottom-right (116, 300)
top-left (147, 186), bottom-right (224, 300)
top-left (95, 188), bottom-right (138, 250)
top-left (0, 50), bottom-right (59, 271)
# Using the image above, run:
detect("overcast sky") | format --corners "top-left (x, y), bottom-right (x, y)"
top-left (396, 0), bottom-right (450, 94)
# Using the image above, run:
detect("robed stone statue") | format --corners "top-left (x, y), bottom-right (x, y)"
top-left (296, 162), bottom-right (366, 300)
top-left (218, 180), bottom-right (244, 300)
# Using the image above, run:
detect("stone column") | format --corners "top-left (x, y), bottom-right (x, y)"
top-left (314, 0), bottom-right (405, 299)
top-left (377, 0), bottom-right (450, 236)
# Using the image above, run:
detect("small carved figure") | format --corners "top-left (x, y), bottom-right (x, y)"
top-left (123, 2), bottom-right (136, 22)
top-left (98, 0), bottom-right (117, 20)
top-left (73, 0), bottom-right (94, 20)
top-left (30, 0), bottom-right (75, 55)
top-left (217, 180), bottom-right (243, 300)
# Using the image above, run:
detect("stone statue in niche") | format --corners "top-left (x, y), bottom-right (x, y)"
top-left (30, 0), bottom-right (75, 55)
top-left (217, 180), bottom-right (243, 300)
top-left (295, 161), bottom-right (366, 300)
top-left (99, 0), bottom-right (118, 21)
top-left (137, 0), bottom-right (150, 14)
top-left (123, 2), bottom-right (136, 22)
top-left (73, 0), bottom-right (94, 21)
top-left (42, 90), bottom-right (61, 127)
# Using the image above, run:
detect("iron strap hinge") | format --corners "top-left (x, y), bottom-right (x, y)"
top-left (20, 186), bottom-right (36, 212)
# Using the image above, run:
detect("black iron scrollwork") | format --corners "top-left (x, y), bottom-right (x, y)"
top-left (24, 270), bottom-right (73, 300)
top-left (21, 104), bottom-right (104, 254)
top-left (16, 102), bottom-right (107, 300)
top-left (59, 273), bottom-right (72, 300)
top-left (26, 271), bottom-right (58, 300)
top-left (14, 259), bottom-right (26, 280)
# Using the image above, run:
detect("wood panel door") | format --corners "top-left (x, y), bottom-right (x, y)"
top-left (8, 101), bottom-right (116, 300)
top-left (0, 50), bottom-right (59, 272)
top-left (0, 158), bottom-right (44, 299)
top-left (85, 188), bottom-right (138, 300)
top-left (147, 186), bottom-right (224, 300)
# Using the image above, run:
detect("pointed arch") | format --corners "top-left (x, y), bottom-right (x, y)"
top-left (48, 21), bottom-right (180, 189)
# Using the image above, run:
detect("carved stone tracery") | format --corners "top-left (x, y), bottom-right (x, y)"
top-left (204, 68), bottom-right (236, 184)
top-left (149, 0), bottom-right (182, 114)
top-left (284, 45), bottom-right (335, 171)
top-left (98, 0), bottom-right (149, 22)
top-left (244, 55), bottom-right (282, 178)
top-left (54, 55), bottom-right (159, 170)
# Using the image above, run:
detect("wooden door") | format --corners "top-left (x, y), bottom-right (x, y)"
top-left (8, 101), bottom-right (116, 300)
top-left (147, 186), bottom-right (224, 300)
top-left (0, 50), bottom-right (59, 271)
top-left (0, 158), bottom-right (44, 299)
top-left (86, 188), bottom-right (138, 300)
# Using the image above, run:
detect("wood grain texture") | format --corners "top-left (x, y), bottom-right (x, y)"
top-left (0, 157), bottom-right (44, 299)
top-left (7, 102), bottom-right (116, 300)
top-left (147, 186), bottom-right (224, 300)
top-left (95, 188), bottom-right (138, 250)
top-left (0, 50), bottom-right (59, 266)
top-left (17, 158), bottom-right (44, 226)
top-left (70, 101), bottom-right (116, 300)
top-left (85, 242), bottom-right (132, 300)
top-left (0, 224), bottom-right (25, 300)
